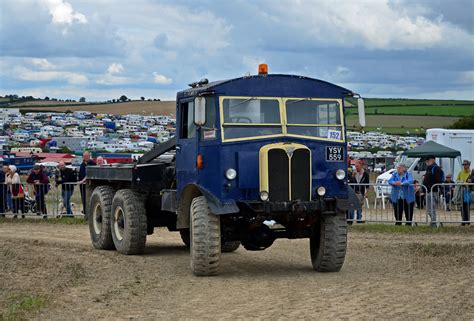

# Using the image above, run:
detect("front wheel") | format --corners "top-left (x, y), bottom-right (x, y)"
top-left (310, 211), bottom-right (347, 272)
top-left (190, 196), bottom-right (221, 276)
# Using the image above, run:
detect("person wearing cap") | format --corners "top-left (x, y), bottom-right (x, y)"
top-left (27, 164), bottom-right (50, 217)
top-left (422, 155), bottom-right (444, 227)
top-left (456, 160), bottom-right (473, 226)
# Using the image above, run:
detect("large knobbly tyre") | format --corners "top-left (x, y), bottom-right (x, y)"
top-left (310, 210), bottom-right (347, 272)
top-left (89, 186), bottom-right (115, 250)
top-left (190, 196), bottom-right (221, 276)
top-left (111, 189), bottom-right (147, 255)
top-left (222, 241), bottom-right (240, 253)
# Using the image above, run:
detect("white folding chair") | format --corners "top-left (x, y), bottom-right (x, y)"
top-left (374, 185), bottom-right (387, 210)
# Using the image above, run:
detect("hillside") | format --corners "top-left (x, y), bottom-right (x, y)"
top-left (14, 100), bottom-right (176, 116)
top-left (9, 97), bottom-right (474, 133)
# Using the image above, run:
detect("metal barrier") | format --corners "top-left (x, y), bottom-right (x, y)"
top-left (348, 182), bottom-right (473, 226)
top-left (348, 183), bottom-right (429, 225)
top-left (0, 180), bottom-right (471, 225)
top-left (429, 183), bottom-right (473, 226)
top-left (0, 182), bottom-right (84, 219)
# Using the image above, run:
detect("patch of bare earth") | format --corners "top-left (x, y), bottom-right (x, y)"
top-left (0, 223), bottom-right (473, 320)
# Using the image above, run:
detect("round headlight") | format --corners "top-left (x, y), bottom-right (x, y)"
top-left (317, 186), bottom-right (326, 196)
top-left (225, 168), bottom-right (237, 180)
top-left (260, 191), bottom-right (269, 201)
top-left (336, 169), bottom-right (346, 180)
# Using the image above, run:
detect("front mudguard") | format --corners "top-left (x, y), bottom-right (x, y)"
top-left (346, 188), bottom-right (362, 211)
top-left (176, 184), bottom-right (239, 229)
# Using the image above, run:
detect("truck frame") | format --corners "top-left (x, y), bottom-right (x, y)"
top-left (86, 66), bottom-right (364, 276)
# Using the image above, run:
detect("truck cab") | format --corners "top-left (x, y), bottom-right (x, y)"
top-left (86, 66), bottom-right (365, 276)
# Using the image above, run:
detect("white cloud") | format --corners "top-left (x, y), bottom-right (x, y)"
top-left (96, 75), bottom-right (128, 85)
top-left (153, 73), bottom-right (173, 85)
top-left (97, 63), bottom-right (128, 84)
top-left (31, 58), bottom-right (55, 70)
top-left (42, 0), bottom-right (87, 25)
top-left (267, 0), bottom-right (472, 50)
top-left (107, 63), bottom-right (123, 74)
top-left (16, 66), bottom-right (88, 85)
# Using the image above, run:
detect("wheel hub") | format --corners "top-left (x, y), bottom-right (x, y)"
top-left (92, 203), bottom-right (103, 235)
top-left (114, 206), bottom-right (125, 241)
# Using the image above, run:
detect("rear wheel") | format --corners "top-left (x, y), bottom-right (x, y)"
top-left (222, 241), bottom-right (240, 253)
top-left (88, 186), bottom-right (115, 250)
top-left (180, 229), bottom-right (190, 248)
top-left (310, 210), bottom-right (347, 272)
top-left (111, 189), bottom-right (147, 255)
top-left (190, 196), bottom-right (221, 276)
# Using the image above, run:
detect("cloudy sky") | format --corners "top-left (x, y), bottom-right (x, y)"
top-left (0, 0), bottom-right (473, 101)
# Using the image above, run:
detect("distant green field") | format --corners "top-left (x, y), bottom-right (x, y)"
top-left (345, 98), bottom-right (474, 117)
top-left (345, 114), bottom-right (461, 135)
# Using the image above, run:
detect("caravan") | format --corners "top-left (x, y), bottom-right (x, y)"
top-left (376, 129), bottom-right (473, 192)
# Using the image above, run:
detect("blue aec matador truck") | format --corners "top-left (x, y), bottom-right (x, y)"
top-left (86, 65), bottom-right (366, 276)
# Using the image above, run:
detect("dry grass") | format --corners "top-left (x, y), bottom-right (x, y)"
top-left (16, 101), bottom-right (176, 116)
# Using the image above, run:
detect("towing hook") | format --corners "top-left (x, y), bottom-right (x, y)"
top-left (291, 202), bottom-right (307, 213)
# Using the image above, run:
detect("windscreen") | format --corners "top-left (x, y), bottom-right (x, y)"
top-left (222, 98), bottom-right (282, 140)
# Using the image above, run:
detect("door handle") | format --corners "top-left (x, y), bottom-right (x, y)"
top-left (176, 146), bottom-right (181, 152)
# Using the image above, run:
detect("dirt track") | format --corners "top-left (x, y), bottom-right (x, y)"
top-left (1, 223), bottom-right (473, 320)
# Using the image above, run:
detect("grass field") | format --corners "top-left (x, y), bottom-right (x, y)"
top-left (345, 114), bottom-right (460, 133)
top-left (345, 98), bottom-right (474, 117)
top-left (15, 100), bottom-right (176, 116)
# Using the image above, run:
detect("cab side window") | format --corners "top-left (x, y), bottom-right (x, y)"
top-left (200, 97), bottom-right (217, 140)
top-left (180, 101), bottom-right (196, 139)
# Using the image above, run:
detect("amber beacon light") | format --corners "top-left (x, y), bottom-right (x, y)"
top-left (258, 63), bottom-right (268, 75)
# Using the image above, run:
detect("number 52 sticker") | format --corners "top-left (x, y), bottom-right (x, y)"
top-left (327, 129), bottom-right (342, 140)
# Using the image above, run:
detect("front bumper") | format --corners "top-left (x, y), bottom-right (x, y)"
top-left (241, 198), bottom-right (349, 214)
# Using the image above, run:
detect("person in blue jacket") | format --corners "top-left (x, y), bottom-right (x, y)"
top-left (388, 163), bottom-right (415, 225)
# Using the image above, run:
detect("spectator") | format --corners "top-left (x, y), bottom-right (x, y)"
top-left (0, 165), bottom-right (6, 217)
top-left (56, 161), bottom-right (77, 216)
top-left (422, 155), bottom-right (444, 227)
top-left (96, 156), bottom-right (107, 165)
top-left (348, 159), bottom-right (369, 224)
top-left (6, 165), bottom-right (25, 218)
top-left (443, 174), bottom-right (455, 211)
top-left (388, 163), bottom-right (415, 225)
top-left (27, 165), bottom-right (50, 218)
top-left (414, 180), bottom-right (425, 209)
top-left (79, 151), bottom-right (96, 217)
top-left (3, 165), bottom-right (13, 213)
top-left (456, 160), bottom-right (473, 226)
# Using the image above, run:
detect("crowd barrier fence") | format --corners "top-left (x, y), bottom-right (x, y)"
top-left (0, 182), bottom-right (471, 226)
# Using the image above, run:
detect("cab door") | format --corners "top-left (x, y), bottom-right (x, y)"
top-left (176, 99), bottom-right (199, 192)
